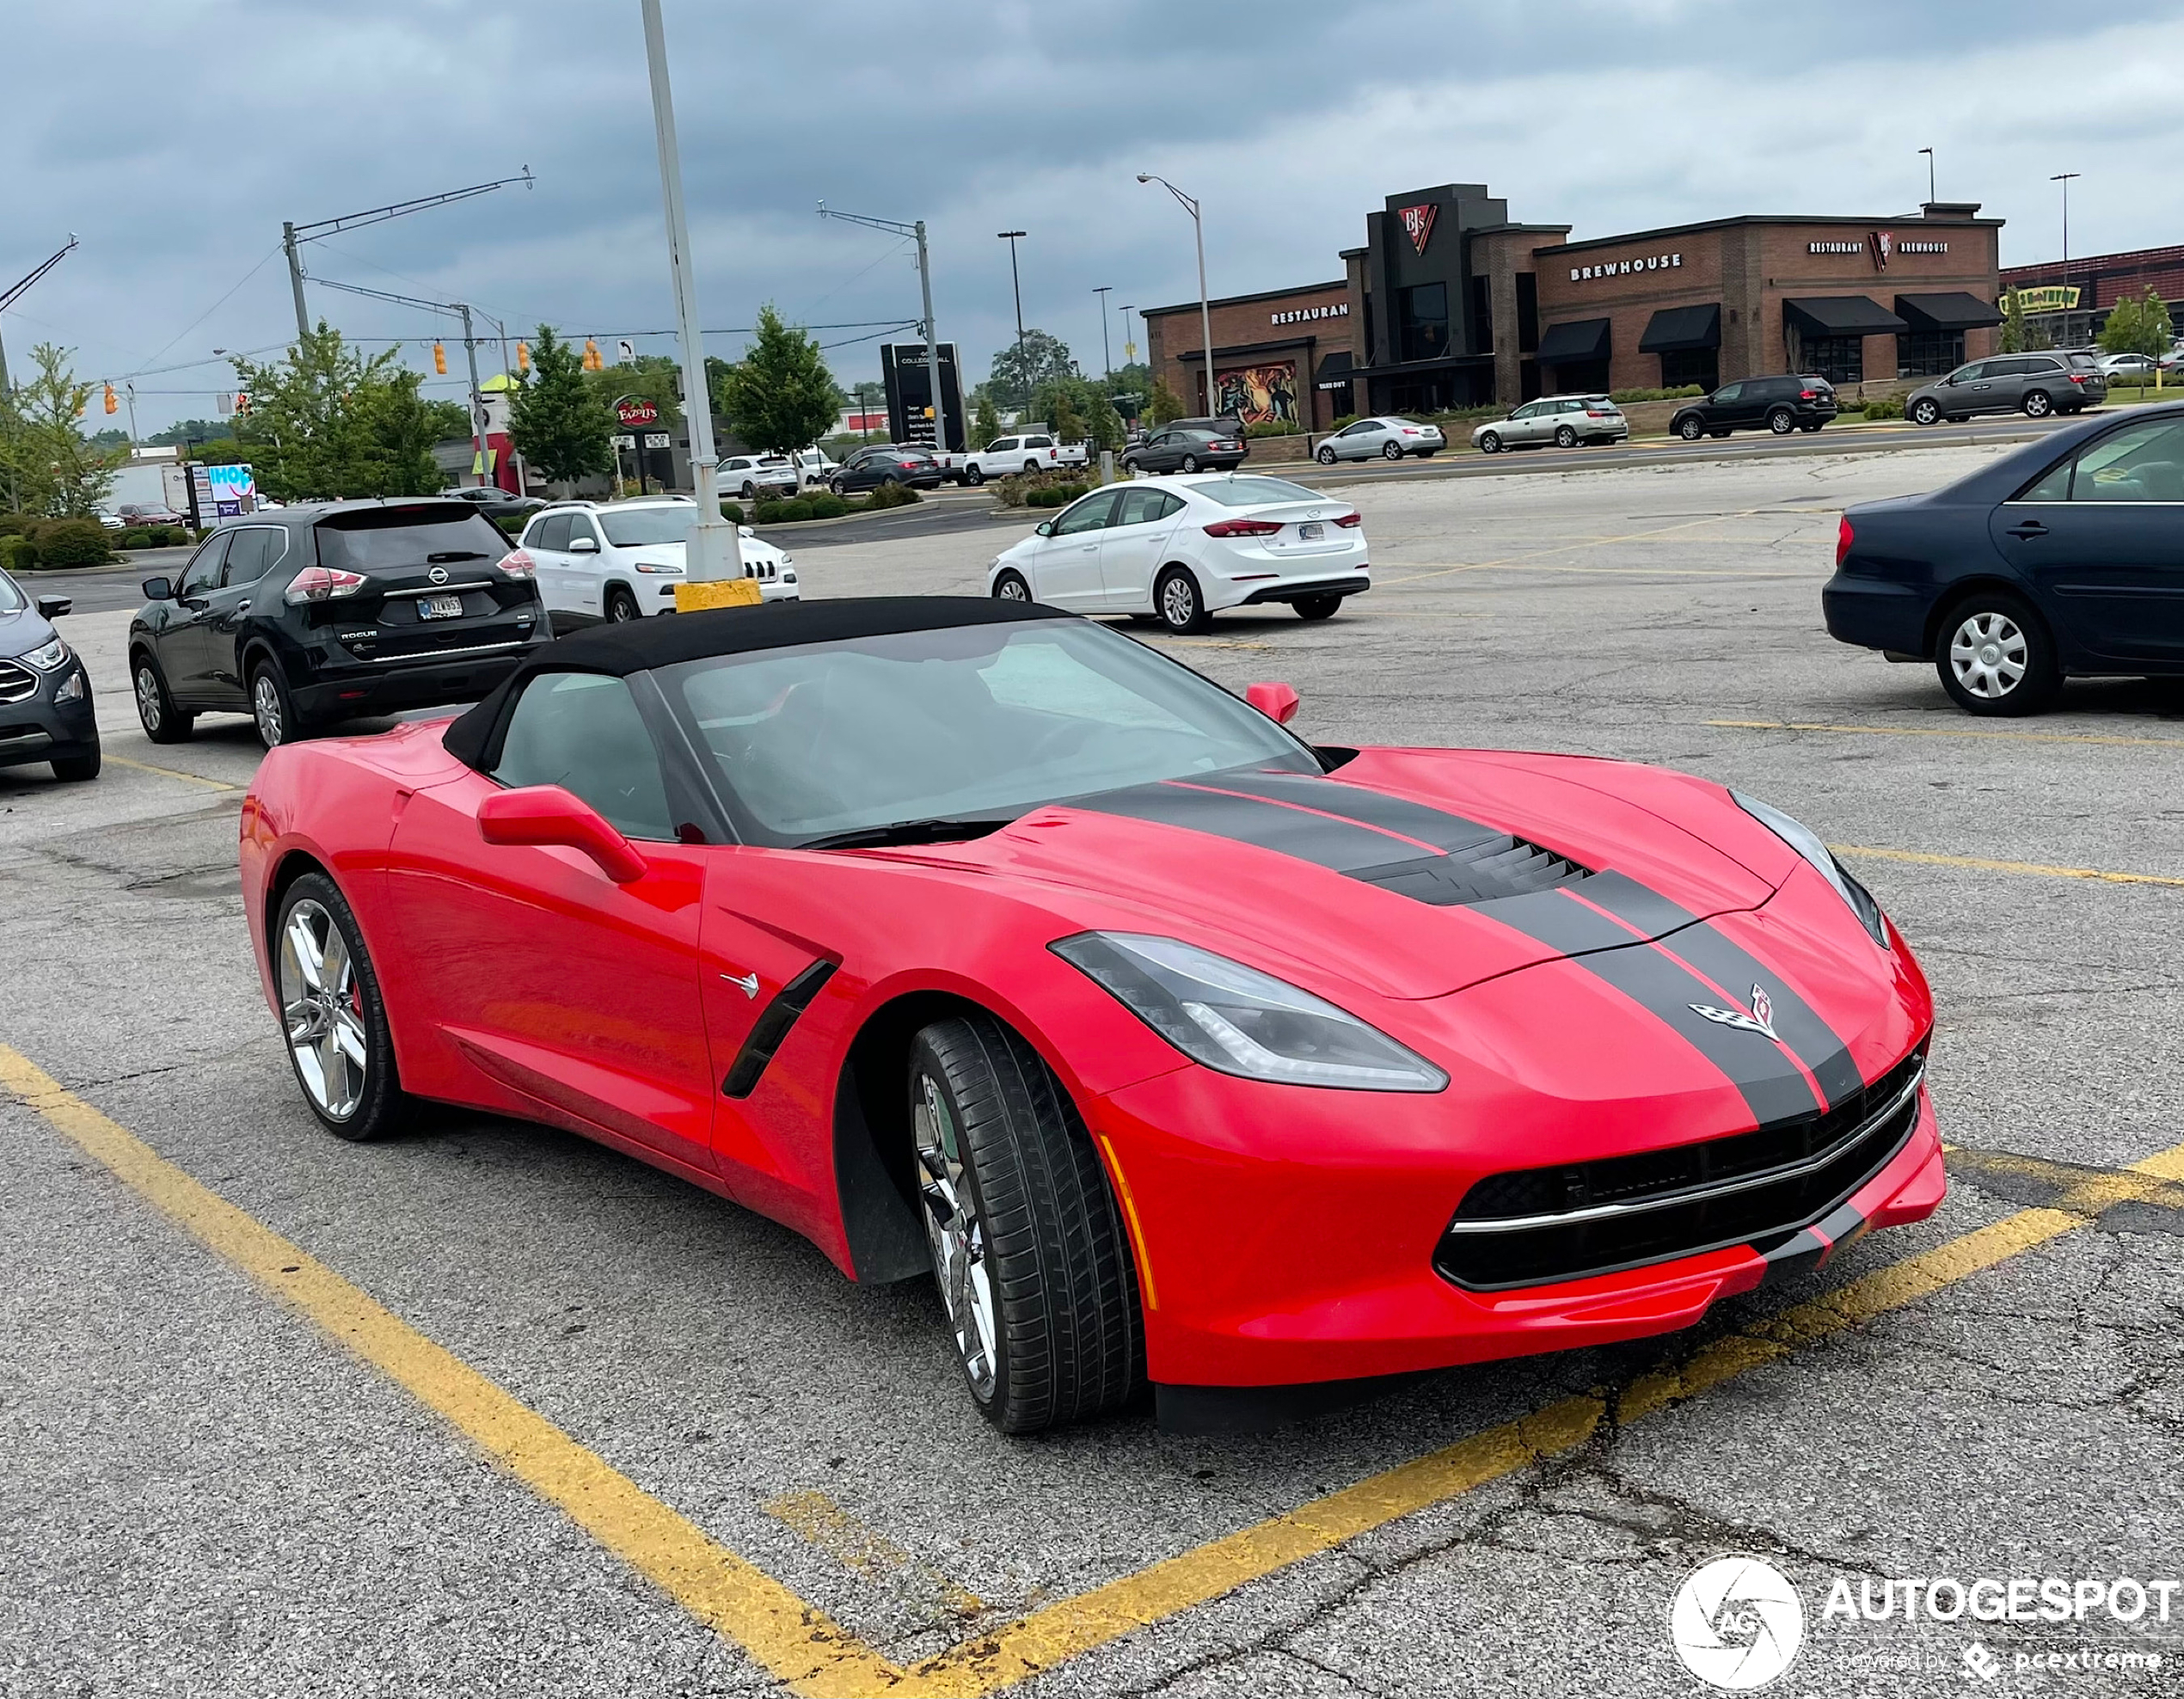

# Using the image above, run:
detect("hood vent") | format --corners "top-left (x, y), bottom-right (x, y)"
top-left (1352, 834), bottom-right (1592, 908)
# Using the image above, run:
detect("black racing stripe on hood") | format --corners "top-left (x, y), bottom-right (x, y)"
top-left (1576, 874), bottom-right (1865, 1108)
top-left (1082, 780), bottom-right (1427, 874)
top-left (1484, 890), bottom-right (1823, 1127)
top-left (1197, 770), bottom-right (1508, 854)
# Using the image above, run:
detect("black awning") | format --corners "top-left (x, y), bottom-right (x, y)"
top-left (1638, 303), bottom-right (1721, 353)
top-left (1535, 317), bottom-right (1611, 365)
top-left (1782, 296), bottom-right (1908, 337)
top-left (1314, 351), bottom-right (1354, 390)
top-left (1894, 291), bottom-right (2005, 332)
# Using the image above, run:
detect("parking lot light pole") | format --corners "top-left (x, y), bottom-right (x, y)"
top-left (639, 0), bottom-right (739, 588)
top-left (998, 231), bottom-right (1028, 421)
top-left (1138, 175), bottom-right (1212, 416)
top-left (1918, 147), bottom-right (1935, 204)
top-left (2051, 172), bottom-right (2080, 276)
top-left (1094, 285), bottom-right (1113, 380)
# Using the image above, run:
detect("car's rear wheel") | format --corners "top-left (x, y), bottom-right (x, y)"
top-left (1910, 397), bottom-right (1942, 426)
top-left (740, 481), bottom-right (758, 500)
top-left (1382, 440), bottom-right (1404, 460)
top-left (1767, 408), bottom-right (1795, 434)
top-left (132, 652), bottom-right (193, 743)
top-left (1155, 566), bottom-right (1210, 634)
top-left (251, 661), bottom-right (304, 749)
top-left (1678, 416), bottom-right (1702, 441)
top-left (1936, 592), bottom-right (2060, 716)
top-left (2023, 389), bottom-right (2054, 418)
top-left (1479, 430), bottom-right (1503, 453)
top-left (907, 1014), bottom-right (1143, 1432)
top-left (1316, 445), bottom-right (1337, 464)
top-left (966, 464), bottom-right (985, 485)
top-left (992, 569), bottom-right (1031, 603)
top-left (604, 586), bottom-right (641, 623)
top-left (1180, 454), bottom-right (1200, 474)
top-left (276, 873), bottom-right (408, 1142)
top-left (1294, 593), bottom-right (1340, 621)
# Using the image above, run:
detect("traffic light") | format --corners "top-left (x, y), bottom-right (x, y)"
top-left (103, 383), bottom-right (117, 415)
top-left (583, 338), bottom-right (603, 371)
top-left (517, 340), bottom-right (530, 372)
top-left (235, 391), bottom-right (251, 416)
top-left (433, 341), bottom-right (447, 375)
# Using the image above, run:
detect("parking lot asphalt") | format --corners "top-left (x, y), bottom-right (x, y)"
top-left (6, 442), bottom-right (2182, 1696)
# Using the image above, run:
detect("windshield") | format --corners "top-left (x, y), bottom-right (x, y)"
top-left (0, 569), bottom-right (24, 614)
top-left (315, 509), bottom-right (511, 571)
top-left (1195, 476), bottom-right (1322, 507)
top-left (659, 618), bottom-right (1317, 845)
top-left (599, 507), bottom-right (694, 547)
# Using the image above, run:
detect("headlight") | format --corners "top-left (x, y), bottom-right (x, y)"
top-left (1733, 791), bottom-right (1888, 948)
top-left (21, 636), bottom-right (71, 672)
top-left (1052, 931), bottom-right (1448, 1092)
top-left (634, 561), bottom-right (684, 574)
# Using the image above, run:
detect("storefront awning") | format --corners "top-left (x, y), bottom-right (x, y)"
top-left (1782, 296), bottom-right (1908, 337)
top-left (1637, 304), bottom-right (1721, 353)
top-left (1894, 291), bottom-right (2005, 332)
top-left (1314, 351), bottom-right (1354, 391)
top-left (1535, 317), bottom-right (1611, 365)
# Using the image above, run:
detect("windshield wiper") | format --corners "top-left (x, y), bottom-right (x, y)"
top-left (797, 815), bottom-right (1020, 851)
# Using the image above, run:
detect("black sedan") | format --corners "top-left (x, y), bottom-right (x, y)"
top-left (1120, 426), bottom-right (1246, 475)
top-left (0, 571), bottom-right (98, 782)
top-left (129, 500), bottom-right (550, 750)
top-left (831, 445), bottom-right (945, 494)
top-left (1825, 402), bottom-right (2184, 715)
top-left (442, 485), bottom-right (549, 523)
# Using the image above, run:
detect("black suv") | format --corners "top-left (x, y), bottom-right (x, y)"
top-left (1670, 375), bottom-right (1839, 440)
top-left (1121, 425), bottom-right (1248, 474)
top-left (129, 500), bottom-right (549, 749)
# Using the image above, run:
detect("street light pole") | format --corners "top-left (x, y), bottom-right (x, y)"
top-left (1918, 147), bottom-right (1935, 204)
top-left (1119, 304), bottom-right (1137, 365)
top-left (998, 231), bottom-right (1028, 421)
top-left (1138, 175), bottom-right (1212, 417)
top-left (1094, 284), bottom-right (1113, 379)
top-left (639, 0), bottom-right (738, 586)
top-left (2051, 172), bottom-right (2081, 274)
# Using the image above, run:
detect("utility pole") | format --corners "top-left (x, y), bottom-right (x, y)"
top-left (639, 0), bottom-right (738, 586)
top-left (819, 202), bottom-right (948, 451)
top-left (998, 230), bottom-right (1028, 420)
top-left (1120, 303), bottom-right (1138, 365)
top-left (1138, 175), bottom-right (1213, 416)
top-left (1094, 285), bottom-right (1113, 379)
top-left (457, 303), bottom-right (486, 488)
top-left (283, 222), bottom-right (310, 343)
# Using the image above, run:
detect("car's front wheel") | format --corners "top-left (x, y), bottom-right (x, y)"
top-left (1937, 592), bottom-right (2060, 716)
top-left (907, 1014), bottom-right (1143, 1432)
top-left (1479, 430), bottom-right (1503, 453)
top-left (51, 745), bottom-right (101, 782)
top-left (1678, 416), bottom-right (1703, 441)
top-left (604, 586), bottom-right (641, 623)
top-left (276, 872), bottom-right (408, 1141)
top-left (992, 569), bottom-right (1031, 603)
top-left (1910, 397), bottom-right (1942, 426)
top-left (829, 478), bottom-right (848, 497)
top-left (133, 652), bottom-right (193, 743)
top-left (1155, 566), bottom-right (1210, 634)
top-left (1316, 445), bottom-right (1337, 464)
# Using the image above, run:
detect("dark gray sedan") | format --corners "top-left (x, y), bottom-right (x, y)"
top-left (0, 570), bottom-right (100, 782)
top-left (1120, 426), bottom-right (1246, 475)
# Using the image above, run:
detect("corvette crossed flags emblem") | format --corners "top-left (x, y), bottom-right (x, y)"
top-left (1689, 984), bottom-right (1781, 1042)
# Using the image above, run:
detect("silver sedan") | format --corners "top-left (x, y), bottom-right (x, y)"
top-left (1313, 416), bottom-right (1445, 463)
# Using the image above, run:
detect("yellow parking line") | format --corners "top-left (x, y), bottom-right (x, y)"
top-left (1832, 844), bottom-right (2184, 889)
top-left (101, 752), bottom-right (242, 791)
top-left (765, 1489), bottom-right (984, 1621)
top-left (8, 1037), bottom-right (2179, 1698)
top-left (1709, 717), bottom-right (2184, 751)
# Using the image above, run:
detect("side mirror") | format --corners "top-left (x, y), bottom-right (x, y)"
top-left (1034, 521), bottom-right (1054, 537)
top-left (141, 577), bottom-right (174, 603)
top-left (1246, 680), bottom-right (1301, 726)
top-left (36, 596), bottom-right (71, 619)
top-left (569, 536), bottom-right (599, 555)
top-left (477, 786), bottom-right (647, 882)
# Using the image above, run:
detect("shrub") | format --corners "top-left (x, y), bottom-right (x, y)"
top-left (1025, 482), bottom-right (1092, 509)
top-left (1244, 421), bottom-right (1299, 439)
top-left (156, 525), bottom-right (190, 546)
top-left (753, 497), bottom-right (818, 524)
top-left (0, 534), bottom-right (35, 573)
top-left (805, 492), bottom-right (852, 519)
top-left (1328, 414), bottom-right (1359, 432)
top-left (866, 480), bottom-right (921, 511)
top-left (1605, 384), bottom-right (1705, 404)
top-left (992, 469), bottom-right (1090, 509)
top-left (1860, 394), bottom-right (1905, 420)
top-left (118, 528), bottom-right (153, 550)
top-left (718, 500), bottom-right (745, 524)
top-left (34, 518), bottom-right (113, 568)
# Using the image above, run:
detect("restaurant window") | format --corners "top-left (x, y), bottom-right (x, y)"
top-left (1800, 335), bottom-right (1864, 385)
top-left (1516, 273), bottom-right (1539, 353)
top-left (1470, 275), bottom-right (1494, 354)
top-left (1897, 330), bottom-right (1964, 379)
top-left (1659, 348), bottom-right (1718, 390)
top-left (1397, 282), bottom-right (1451, 362)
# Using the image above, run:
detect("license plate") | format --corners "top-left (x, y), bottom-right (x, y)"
top-left (1298, 523), bottom-right (1324, 541)
top-left (420, 594), bottom-right (464, 619)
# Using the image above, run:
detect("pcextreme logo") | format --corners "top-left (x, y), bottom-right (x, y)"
top-left (1670, 1556), bottom-right (1806, 1690)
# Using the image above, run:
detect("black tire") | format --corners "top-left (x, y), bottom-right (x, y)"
top-left (1554, 425), bottom-right (1578, 449)
top-left (51, 745), bottom-right (101, 782)
top-left (1677, 416), bottom-right (1702, 442)
top-left (907, 1014), bottom-right (1143, 1432)
top-left (1935, 591), bottom-right (2061, 717)
top-left (2023, 389), bottom-right (2054, 418)
top-left (1382, 440), bottom-right (1404, 461)
top-left (1801, 422), bottom-right (1824, 432)
top-left (1155, 566), bottom-right (1211, 634)
top-left (992, 569), bottom-right (1031, 603)
top-left (1910, 397), bottom-right (1942, 426)
top-left (250, 659), bottom-right (304, 750)
top-left (1180, 454), bottom-right (1200, 474)
top-left (1709, 429), bottom-right (1731, 439)
top-left (966, 463), bottom-right (985, 485)
top-left (1767, 407), bottom-right (1795, 435)
top-left (132, 651), bottom-right (193, 743)
top-left (604, 585), bottom-right (641, 623)
top-left (274, 871), bottom-right (411, 1143)
top-left (1479, 430), bottom-right (1503, 454)
top-left (740, 481), bottom-right (758, 500)
top-left (1316, 445), bottom-right (1337, 464)
top-left (1294, 593), bottom-right (1340, 621)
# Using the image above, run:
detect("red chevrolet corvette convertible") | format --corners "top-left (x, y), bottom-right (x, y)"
top-left (240, 598), bottom-right (1942, 1432)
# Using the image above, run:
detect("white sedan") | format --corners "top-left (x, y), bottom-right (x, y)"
top-left (1313, 415), bottom-right (1445, 462)
top-left (985, 473), bottom-right (1367, 634)
top-left (514, 497), bottom-right (798, 623)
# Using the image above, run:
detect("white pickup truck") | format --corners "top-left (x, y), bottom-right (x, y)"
top-left (946, 432), bottom-right (1089, 486)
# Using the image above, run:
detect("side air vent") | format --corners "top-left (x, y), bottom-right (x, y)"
top-left (1351, 835), bottom-right (1591, 909)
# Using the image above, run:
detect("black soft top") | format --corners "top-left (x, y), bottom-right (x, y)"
top-left (442, 595), bottom-right (1071, 770)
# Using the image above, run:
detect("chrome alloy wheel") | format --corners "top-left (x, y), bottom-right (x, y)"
top-left (1948, 610), bottom-right (2028, 700)
top-left (1161, 573), bottom-right (1197, 629)
top-left (279, 899), bottom-right (368, 1119)
top-left (913, 1070), bottom-right (997, 1398)
top-left (996, 575), bottom-right (1030, 601)
top-left (135, 665), bottom-right (163, 733)
top-left (253, 672), bottom-right (284, 745)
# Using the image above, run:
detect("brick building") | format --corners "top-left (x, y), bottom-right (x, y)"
top-left (1142, 183), bottom-right (2008, 420)
top-left (1997, 242), bottom-right (2184, 348)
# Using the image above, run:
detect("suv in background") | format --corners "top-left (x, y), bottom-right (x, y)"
top-left (1472, 396), bottom-right (1629, 453)
top-left (1905, 353), bottom-right (2107, 424)
top-left (1670, 376), bottom-right (1838, 440)
top-left (720, 454), bottom-right (800, 500)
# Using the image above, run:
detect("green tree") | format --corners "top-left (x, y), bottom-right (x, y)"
top-left (147, 417), bottom-right (230, 447)
top-left (352, 368), bottom-right (447, 495)
top-left (507, 326), bottom-right (613, 487)
top-left (988, 328), bottom-right (1074, 414)
top-left (711, 305), bottom-right (844, 453)
top-left (0, 343), bottom-right (123, 516)
top-left (1997, 287), bottom-right (2028, 354)
top-left (972, 386), bottom-right (1001, 445)
top-left (421, 398), bottom-right (475, 442)
top-left (2100, 287), bottom-right (2173, 359)
top-left (593, 353), bottom-right (684, 433)
top-left (1145, 374), bottom-right (1188, 426)
top-left (230, 322), bottom-right (442, 500)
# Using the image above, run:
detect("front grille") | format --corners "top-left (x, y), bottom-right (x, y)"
top-left (1435, 1039), bottom-right (1928, 1291)
top-left (1353, 834), bottom-right (1590, 908)
top-left (0, 659), bottom-right (35, 705)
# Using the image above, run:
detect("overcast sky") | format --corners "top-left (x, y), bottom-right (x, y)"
top-left (7, 0), bottom-right (2183, 434)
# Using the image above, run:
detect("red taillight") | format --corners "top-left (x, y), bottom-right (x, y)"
top-left (498, 549), bottom-right (537, 580)
top-left (283, 566), bottom-right (368, 604)
top-left (1401, 427), bottom-right (1420, 435)
top-left (2069, 373), bottom-right (2089, 384)
top-left (1203, 518), bottom-right (1284, 538)
top-left (1332, 511), bottom-right (1364, 528)
top-left (1801, 389), bottom-right (1819, 400)
top-left (1836, 516), bottom-right (1854, 567)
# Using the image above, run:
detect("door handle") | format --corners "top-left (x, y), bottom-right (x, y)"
top-left (2006, 520), bottom-right (2048, 539)
top-left (1080, 543), bottom-right (1098, 552)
